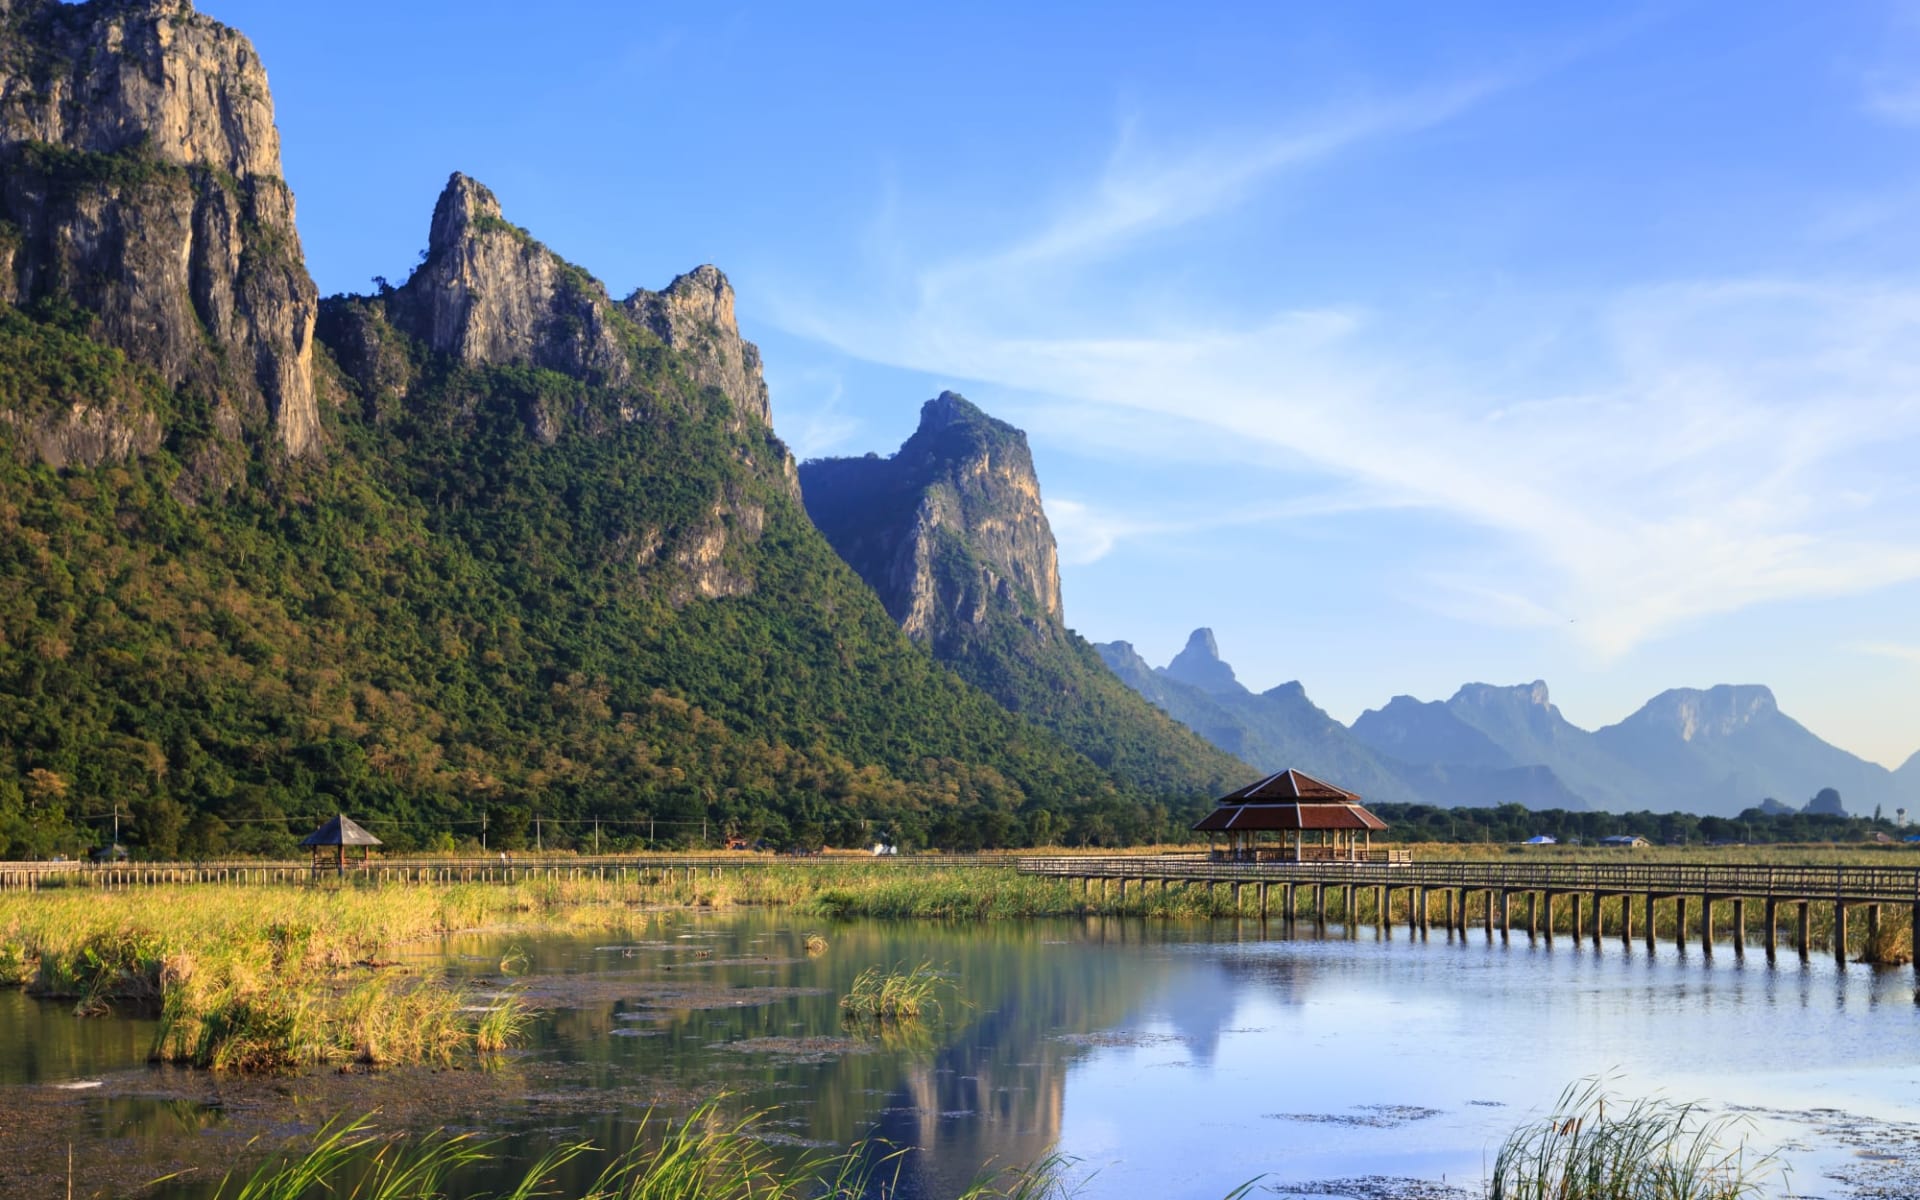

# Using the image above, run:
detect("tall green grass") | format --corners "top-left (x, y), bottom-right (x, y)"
top-left (1486, 1078), bottom-right (1784, 1200)
top-left (839, 961), bottom-right (948, 1023)
top-left (200, 1103), bottom-right (1086, 1200)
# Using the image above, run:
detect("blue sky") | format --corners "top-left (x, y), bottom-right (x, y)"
top-left (204, 0), bottom-right (1920, 770)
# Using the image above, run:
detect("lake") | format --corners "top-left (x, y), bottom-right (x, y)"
top-left (3, 911), bottom-right (1917, 1198)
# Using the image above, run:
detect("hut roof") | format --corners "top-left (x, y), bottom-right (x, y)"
top-left (299, 814), bottom-right (382, 848)
top-left (1192, 769), bottom-right (1387, 833)
top-left (1193, 802), bottom-right (1386, 832)
top-left (1217, 769), bottom-right (1361, 804)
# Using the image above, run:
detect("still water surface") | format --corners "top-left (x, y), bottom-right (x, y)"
top-left (4, 913), bottom-right (1918, 1199)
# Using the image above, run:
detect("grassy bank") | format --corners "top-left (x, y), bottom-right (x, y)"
top-left (0, 882), bottom-right (653, 1070)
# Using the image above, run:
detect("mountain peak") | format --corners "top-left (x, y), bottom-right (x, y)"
top-left (427, 172), bottom-right (503, 252)
top-left (1163, 628), bottom-right (1244, 696)
top-left (800, 393), bottom-right (1062, 639)
top-left (1623, 684), bottom-right (1780, 742)
top-left (625, 265), bottom-right (772, 427)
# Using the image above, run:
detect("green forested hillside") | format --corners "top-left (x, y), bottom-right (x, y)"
top-left (0, 294), bottom-right (1181, 858)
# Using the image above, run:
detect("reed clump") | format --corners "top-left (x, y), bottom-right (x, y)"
top-left (1486, 1077), bottom-right (1784, 1200)
top-left (840, 961), bottom-right (948, 1024)
top-left (1860, 916), bottom-right (1913, 965)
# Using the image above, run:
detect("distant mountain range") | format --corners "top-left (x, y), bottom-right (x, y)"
top-left (1099, 630), bottom-right (1920, 819)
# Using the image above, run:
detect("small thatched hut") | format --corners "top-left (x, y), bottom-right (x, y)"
top-left (300, 813), bottom-right (382, 875)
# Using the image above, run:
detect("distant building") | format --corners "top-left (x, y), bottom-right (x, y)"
top-left (1523, 835), bottom-right (1557, 845)
top-left (1598, 834), bottom-right (1650, 848)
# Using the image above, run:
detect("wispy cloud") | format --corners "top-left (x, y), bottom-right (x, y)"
top-left (1852, 641), bottom-right (1920, 668)
top-left (1046, 489), bottom-right (1412, 566)
top-left (767, 54), bottom-right (1920, 662)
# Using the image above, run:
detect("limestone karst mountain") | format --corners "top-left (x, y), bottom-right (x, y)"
top-left (1099, 633), bottom-right (1590, 811)
top-left (1107, 631), bottom-right (1905, 817)
top-left (0, 0), bottom-right (1195, 857)
top-left (1593, 685), bottom-right (1903, 817)
top-left (800, 394), bottom-right (1244, 800)
top-left (1, 0), bottom-right (319, 477)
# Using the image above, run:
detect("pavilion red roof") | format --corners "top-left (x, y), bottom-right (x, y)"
top-left (1216, 769), bottom-right (1362, 804)
top-left (1191, 769), bottom-right (1387, 834)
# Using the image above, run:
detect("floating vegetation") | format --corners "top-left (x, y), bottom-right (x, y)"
top-left (804, 931), bottom-right (829, 956)
top-left (1263, 1105), bottom-right (1442, 1130)
top-left (1486, 1077), bottom-right (1785, 1200)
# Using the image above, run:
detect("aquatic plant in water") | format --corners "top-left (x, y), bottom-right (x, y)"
top-left (1486, 1077), bottom-right (1785, 1200)
top-left (839, 960), bottom-right (948, 1024)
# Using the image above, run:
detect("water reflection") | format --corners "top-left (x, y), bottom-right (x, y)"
top-left (2, 913), bottom-right (1917, 1199)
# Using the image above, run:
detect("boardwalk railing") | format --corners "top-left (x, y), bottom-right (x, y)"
top-left (1016, 855), bottom-right (1920, 904)
top-left (1017, 854), bottom-right (1920, 968)
top-left (0, 852), bottom-right (1023, 892)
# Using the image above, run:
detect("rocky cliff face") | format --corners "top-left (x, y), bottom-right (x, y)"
top-left (799, 392), bottom-right (1061, 646)
top-left (385, 173), bottom-right (777, 439)
top-left (1607, 685), bottom-right (1778, 742)
top-left (329, 172), bottom-right (798, 602)
top-left (803, 394), bottom-right (1243, 798)
top-left (624, 266), bottom-right (772, 429)
top-left (0, 0), bottom-right (319, 463)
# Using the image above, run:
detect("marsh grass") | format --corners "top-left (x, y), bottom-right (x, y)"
top-left (1486, 1078), bottom-right (1785, 1200)
top-left (0, 886), bottom-right (569, 1070)
top-left (840, 961), bottom-right (948, 1025)
top-left (200, 1102), bottom-right (1088, 1200)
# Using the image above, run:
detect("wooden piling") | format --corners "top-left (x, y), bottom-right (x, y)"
top-left (1675, 896), bottom-right (1689, 951)
top-left (1797, 901), bottom-right (1812, 959)
top-left (1732, 898), bottom-right (1746, 955)
top-left (1835, 902), bottom-right (1849, 965)
top-left (1701, 894), bottom-right (1715, 956)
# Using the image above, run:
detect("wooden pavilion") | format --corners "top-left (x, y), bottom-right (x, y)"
top-left (300, 813), bottom-right (382, 875)
top-left (1194, 769), bottom-right (1391, 863)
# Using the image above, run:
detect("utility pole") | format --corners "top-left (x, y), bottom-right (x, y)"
top-left (536, 815), bottom-right (542, 853)
top-left (593, 817), bottom-right (600, 856)
top-left (481, 810), bottom-right (488, 852)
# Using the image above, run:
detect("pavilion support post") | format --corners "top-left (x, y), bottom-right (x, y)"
top-left (1483, 890), bottom-right (1495, 939)
top-left (1644, 893), bottom-right (1657, 953)
top-left (1314, 884), bottom-right (1326, 924)
top-left (1376, 886), bottom-right (1388, 930)
top-left (1543, 892), bottom-right (1556, 944)
top-left (1499, 890), bottom-right (1511, 942)
top-left (1733, 898), bottom-right (1746, 954)
top-left (1444, 888), bottom-right (1457, 933)
top-left (1797, 901), bottom-right (1812, 959)
top-left (1701, 894), bottom-right (1715, 956)
top-left (1571, 893), bottom-right (1584, 943)
top-left (1835, 902), bottom-right (1850, 966)
top-left (1595, 895), bottom-right (1607, 946)
top-left (1619, 893), bottom-right (1632, 947)
top-left (1229, 882), bottom-right (1241, 914)
top-left (1868, 904), bottom-right (1881, 948)
top-left (1764, 898), bottom-right (1778, 959)
top-left (1675, 897), bottom-right (1690, 952)
top-left (1258, 882), bottom-right (1269, 918)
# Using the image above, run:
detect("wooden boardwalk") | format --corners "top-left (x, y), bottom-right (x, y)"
top-left (1017, 854), bottom-right (1920, 968)
top-left (0, 852), bottom-right (1013, 894)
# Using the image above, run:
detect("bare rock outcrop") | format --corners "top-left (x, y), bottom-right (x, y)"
top-left (799, 391), bottom-right (1063, 648)
top-left (623, 266), bottom-right (772, 428)
top-left (0, 0), bottom-right (320, 461)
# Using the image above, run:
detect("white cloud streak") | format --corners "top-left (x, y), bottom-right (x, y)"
top-left (767, 68), bottom-right (1920, 662)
